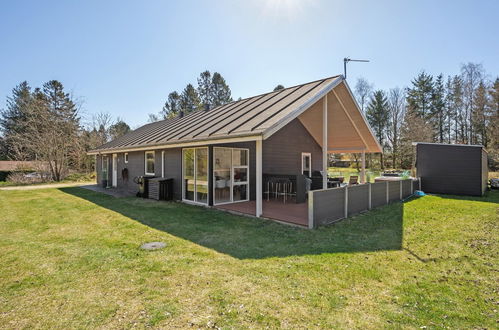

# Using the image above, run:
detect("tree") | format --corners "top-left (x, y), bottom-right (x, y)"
top-left (211, 72), bottom-right (232, 107)
top-left (0, 81), bottom-right (33, 159)
top-left (366, 90), bottom-right (389, 168)
top-left (406, 71), bottom-right (434, 120)
top-left (197, 70), bottom-right (213, 108)
top-left (461, 62), bottom-right (485, 144)
top-left (273, 84), bottom-right (285, 92)
top-left (109, 119), bottom-right (131, 140)
top-left (179, 84), bottom-right (201, 114)
top-left (148, 113), bottom-right (160, 123)
top-left (7, 80), bottom-right (81, 181)
top-left (488, 78), bottom-right (499, 169)
top-left (354, 77), bottom-right (373, 113)
top-left (161, 91), bottom-right (181, 119)
top-left (386, 88), bottom-right (405, 168)
top-left (449, 75), bottom-right (465, 143)
top-left (430, 74), bottom-right (446, 143)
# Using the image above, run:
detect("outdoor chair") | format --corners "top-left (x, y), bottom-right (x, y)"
top-left (348, 175), bottom-right (359, 185)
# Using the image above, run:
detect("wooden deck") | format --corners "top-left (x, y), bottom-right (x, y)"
top-left (215, 199), bottom-right (308, 227)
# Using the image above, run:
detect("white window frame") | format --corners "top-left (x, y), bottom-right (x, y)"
top-left (302, 152), bottom-right (312, 177)
top-left (145, 151), bottom-right (155, 176)
top-left (102, 156), bottom-right (109, 181)
top-left (124, 153), bottom-right (129, 164)
top-left (182, 147), bottom-right (209, 206)
top-left (213, 147), bottom-right (250, 206)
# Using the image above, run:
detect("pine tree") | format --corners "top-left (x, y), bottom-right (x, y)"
top-left (366, 90), bottom-right (389, 168)
top-left (161, 91), bottom-right (181, 118)
top-left (488, 78), bottom-right (499, 168)
top-left (180, 84), bottom-right (201, 114)
top-left (450, 75), bottom-right (465, 143)
top-left (197, 70), bottom-right (213, 109)
top-left (211, 72), bottom-right (232, 107)
top-left (0, 81), bottom-right (33, 159)
top-left (109, 120), bottom-right (131, 140)
top-left (430, 74), bottom-right (446, 143)
top-left (406, 71), bottom-right (434, 120)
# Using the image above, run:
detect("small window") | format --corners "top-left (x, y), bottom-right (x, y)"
top-left (145, 151), bottom-right (155, 175)
top-left (124, 153), bottom-right (129, 164)
top-left (302, 152), bottom-right (311, 177)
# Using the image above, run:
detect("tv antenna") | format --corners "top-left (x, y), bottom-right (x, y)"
top-left (343, 58), bottom-right (370, 79)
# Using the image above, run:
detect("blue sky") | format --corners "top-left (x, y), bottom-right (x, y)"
top-left (1, 0), bottom-right (498, 128)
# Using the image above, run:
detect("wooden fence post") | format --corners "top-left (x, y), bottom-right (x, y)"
top-left (386, 181), bottom-right (389, 204)
top-left (399, 180), bottom-right (403, 200)
top-left (368, 183), bottom-right (372, 210)
top-left (308, 191), bottom-right (314, 229)
top-left (344, 186), bottom-right (348, 219)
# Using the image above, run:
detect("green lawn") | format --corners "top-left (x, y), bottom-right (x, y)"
top-left (0, 188), bottom-right (497, 328)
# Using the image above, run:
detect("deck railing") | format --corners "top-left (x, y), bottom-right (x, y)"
top-left (307, 178), bottom-right (420, 229)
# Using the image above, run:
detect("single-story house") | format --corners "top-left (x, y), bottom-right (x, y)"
top-left (88, 75), bottom-right (383, 226)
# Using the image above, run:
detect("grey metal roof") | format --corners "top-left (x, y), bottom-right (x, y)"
top-left (90, 75), bottom-right (341, 153)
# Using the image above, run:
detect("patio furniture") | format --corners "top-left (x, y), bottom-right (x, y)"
top-left (348, 175), bottom-right (359, 185)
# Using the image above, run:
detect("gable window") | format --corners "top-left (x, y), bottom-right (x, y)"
top-left (124, 153), bottom-right (129, 164)
top-left (302, 152), bottom-right (311, 177)
top-left (145, 151), bottom-right (155, 175)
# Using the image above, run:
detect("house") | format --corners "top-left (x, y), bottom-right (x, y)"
top-left (88, 75), bottom-right (382, 226)
top-left (415, 142), bottom-right (488, 196)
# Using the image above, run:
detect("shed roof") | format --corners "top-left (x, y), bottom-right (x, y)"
top-left (89, 75), bottom-right (382, 154)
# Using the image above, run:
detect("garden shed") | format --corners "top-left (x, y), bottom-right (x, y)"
top-left (415, 142), bottom-right (488, 196)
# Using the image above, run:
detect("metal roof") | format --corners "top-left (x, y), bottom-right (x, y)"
top-left (90, 75), bottom-right (374, 154)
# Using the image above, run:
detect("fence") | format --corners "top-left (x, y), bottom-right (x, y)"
top-left (308, 178), bottom-right (420, 229)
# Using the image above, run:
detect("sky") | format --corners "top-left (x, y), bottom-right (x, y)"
top-left (1, 0), bottom-right (498, 128)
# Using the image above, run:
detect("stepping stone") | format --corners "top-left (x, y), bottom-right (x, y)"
top-left (140, 242), bottom-right (166, 250)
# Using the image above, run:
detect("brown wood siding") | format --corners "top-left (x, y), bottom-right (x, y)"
top-left (416, 144), bottom-right (485, 196)
top-left (263, 118), bottom-right (322, 175)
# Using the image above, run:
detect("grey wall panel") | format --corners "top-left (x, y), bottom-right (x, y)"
top-left (402, 180), bottom-right (412, 198)
top-left (371, 182), bottom-right (387, 208)
top-left (482, 149), bottom-right (488, 195)
top-left (417, 144), bottom-right (484, 196)
top-left (116, 151), bottom-right (146, 194)
top-left (263, 118), bottom-right (322, 175)
top-left (312, 188), bottom-right (345, 226)
top-left (388, 181), bottom-right (400, 202)
top-left (96, 155), bottom-right (102, 184)
top-left (347, 184), bottom-right (369, 216)
top-left (163, 148), bottom-right (182, 200)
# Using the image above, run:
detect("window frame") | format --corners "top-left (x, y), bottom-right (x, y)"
top-left (182, 147), bottom-right (209, 205)
top-left (213, 147), bottom-right (250, 206)
top-left (144, 151), bottom-right (155, 176)
top-left (301, 152), bottom-right (312, 177)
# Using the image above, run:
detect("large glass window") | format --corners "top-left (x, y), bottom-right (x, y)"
top-left (213, 147), bottom-right (249, 205)
top-left (145, 151), bottom-right (155, 175)
top-left (183, 147), bottom-right (208, 204)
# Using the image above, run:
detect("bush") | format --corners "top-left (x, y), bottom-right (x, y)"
top-left (6, 172), bottom-right (46, 185)
top-left (64, 172), bottom-right (96, 182)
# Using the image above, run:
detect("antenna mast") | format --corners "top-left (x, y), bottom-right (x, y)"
top-left (343, 58), bottom-right (370, 79)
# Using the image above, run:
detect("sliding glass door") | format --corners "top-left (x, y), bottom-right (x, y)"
top-left (213, 147), bottom-right (249, 205)
top-left (183, 147), bottom-right (208, 204)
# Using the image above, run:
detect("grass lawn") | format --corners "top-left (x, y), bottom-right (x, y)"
top-left (0, 188), bottom-right (497, 328)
